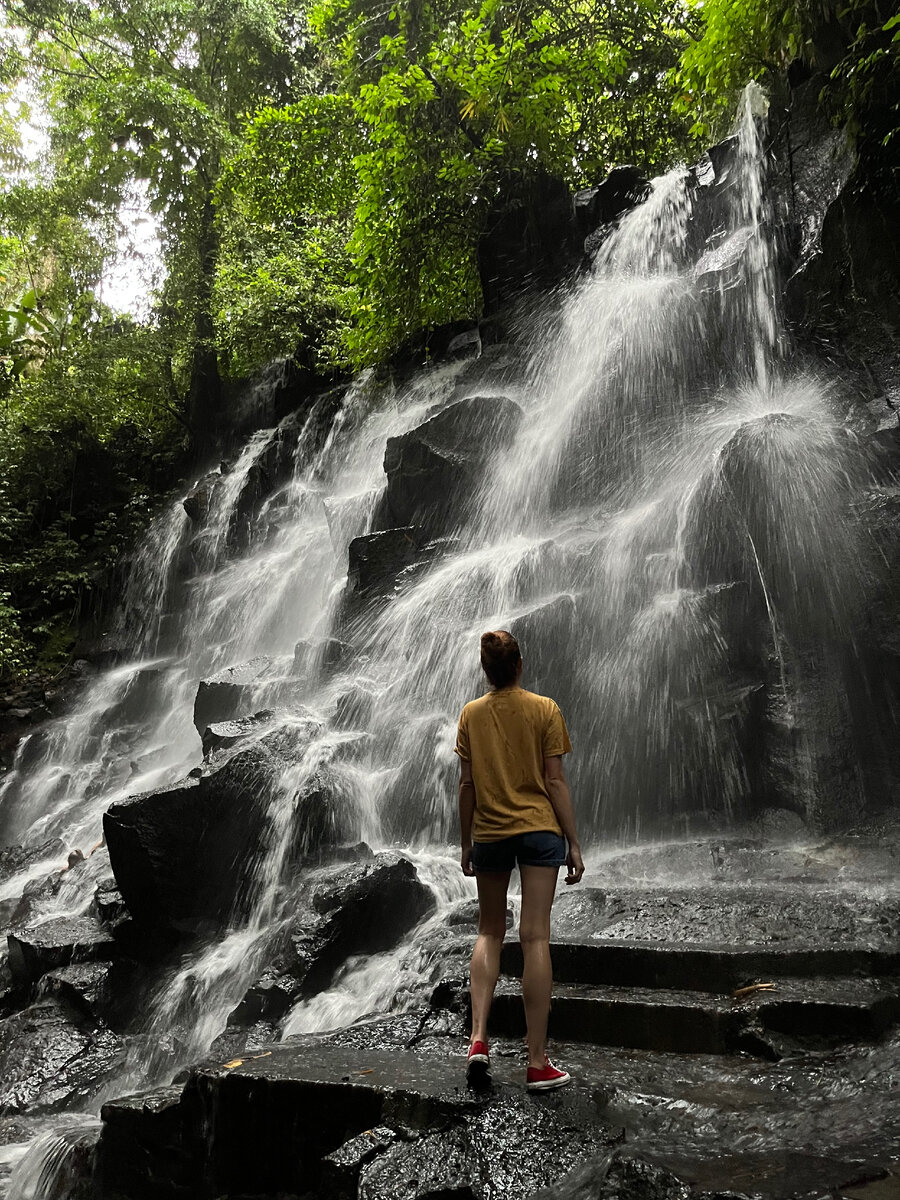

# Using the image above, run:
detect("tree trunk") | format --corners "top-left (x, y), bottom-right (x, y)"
top-left (187, 185), bottom-right (223, 451)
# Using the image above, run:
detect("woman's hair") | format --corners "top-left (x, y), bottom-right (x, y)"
top-left (480, 630), bottom-right (522, 688)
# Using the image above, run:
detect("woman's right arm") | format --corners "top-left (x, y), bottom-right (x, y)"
top-left (544, 756), bottom-right (584, 884)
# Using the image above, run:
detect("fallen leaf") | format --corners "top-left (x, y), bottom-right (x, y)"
top-left (359, 1068), bottom-right (374, 1074)
top-left (732, 982), bottom-right (777, 1000)
top-left (222, 1059), bottom-right (243, 1069)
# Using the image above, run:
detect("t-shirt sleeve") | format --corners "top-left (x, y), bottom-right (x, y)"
top-left (454, 707), bottom-right (470, 761)
top-left (542, 702), bottom-right (572, 757)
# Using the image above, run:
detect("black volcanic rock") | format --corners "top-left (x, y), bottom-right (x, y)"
top-left (36, 961), bottom-right (114, 1022)
top-left (373, 395), bottom-right (523, 536)
top-left (7, 916), bottom-right (116, 986)
top-left (199, 708), bottom-right (277, 759)
top-left (192, 656), bottom-right (288, 733)
top-left (347, 527), bottom-right (429, 594)
top-left (233, 853), bottom-right (436, 1024)
top-left (0, 996), bottom-right (124, 1115)
top-left (103, 724), bottom-right (343, 943)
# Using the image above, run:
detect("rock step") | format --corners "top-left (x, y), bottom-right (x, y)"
top-left (97, 1042), bottom-right (612, 1199)
top-left (500, 937), bottom-right (900, 994)
top-left (488, 977), bottom-right (900, 1055)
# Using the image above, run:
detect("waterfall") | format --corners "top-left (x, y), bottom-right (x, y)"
top-left (0, 88), bottom-right (884, 1151)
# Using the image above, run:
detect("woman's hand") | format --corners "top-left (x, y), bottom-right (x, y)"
top-left (461, 846), bottom-right (475, 876)
top-left (565, 843), bottom-right (584, 885)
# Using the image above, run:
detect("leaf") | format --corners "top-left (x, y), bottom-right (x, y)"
top-left (222, 1058), bottom-right (244, 1069)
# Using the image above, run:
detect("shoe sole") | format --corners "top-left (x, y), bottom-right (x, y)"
top-left (526, 1074), bottom-right (572, 1091)
top-left (466, 1058), bottom-right (491, 1087)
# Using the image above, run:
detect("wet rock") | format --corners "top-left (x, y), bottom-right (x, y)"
top-left (373, 396), bottom-right (523, 536)
top-left (348, 527), bottom-right (430, 594)
top-left (358, 1126), bottom-right (478, 1200)
top-left (179, 1042), bottom-right (480, 1197)
top-left (8, 863), bottom-right (68, 929)
top-left (95, 1085), bottom-right (197, 1200)
top-left (0, 997), bottom-right (125, 1115)
top-left (579, 165), bottom-right (652, 256)
top-left (91, 877), bottom-right (128, 927)
top-left (532, 1151), bottom-right (690, 1200)
top-left (478, 170), bottom-right (580, 310)
top-left (233, 854), bottom-right (436, 1023)
top-left (292, 637), bottom-right (348, 676)
top-left (444, 326), bottom-right (481, 361)
top-left (322, 1126), bottom-right (399, 1198)
top-left (0, 839), bottom-right (67, 885)
top-left (7, 916), bottom-right (116, 986)
top-left (193, 655), bottom-right (289, 732)
top-left (105, 730), bottom-right (323, 941)
top-left (200, 709), bottom-right (277, 759)
top-left (182, 470), bottom-right (219, 523)
top-left (207, 1019), bottom-right (280, 1064)
top-left (36, 961), bottom-right (113, 1021)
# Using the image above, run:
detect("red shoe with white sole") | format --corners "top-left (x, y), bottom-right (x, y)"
top-left (466, 1040), bottom-right (490, 1084)
top-left (526, 1058), bottom-right (571, 1091)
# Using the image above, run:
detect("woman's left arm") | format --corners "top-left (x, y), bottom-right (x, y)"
top-left (459, 758), bottom-right (476, 876)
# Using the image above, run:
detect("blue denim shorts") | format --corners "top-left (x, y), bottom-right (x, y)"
top-left (471, 831), bottom-right (566, 873)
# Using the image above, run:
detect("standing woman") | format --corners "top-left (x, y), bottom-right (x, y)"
top-left (456, 630), bottom-right (584, 1090)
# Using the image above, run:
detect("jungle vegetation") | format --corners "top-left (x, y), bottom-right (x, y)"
top-left (0, 0), bottom-right (897, 678)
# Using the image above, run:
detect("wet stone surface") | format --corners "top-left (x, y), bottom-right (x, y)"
top-left (0, 997), bottom-right (125, 1116)
top-left (548, 882), bottom-right (900, 949)
top-left (7, 916), bottom-right (116, 986)
top-left (232, 853), bottom-right (436, 1025)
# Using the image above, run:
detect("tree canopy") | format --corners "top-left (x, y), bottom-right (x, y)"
top-left (0, 0), bottom-right (896, 678)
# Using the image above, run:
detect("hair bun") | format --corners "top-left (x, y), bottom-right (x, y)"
top-left (480, 629), bottom-right (521, 688)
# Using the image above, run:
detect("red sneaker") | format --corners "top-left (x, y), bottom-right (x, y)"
top-left (466, 1040), bottom-right (490, 1084)
top-left (526, 1058), bottom-right (571, 1091)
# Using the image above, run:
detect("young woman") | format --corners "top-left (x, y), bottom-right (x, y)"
top-left (455, 629), bottom-right (584, 1091)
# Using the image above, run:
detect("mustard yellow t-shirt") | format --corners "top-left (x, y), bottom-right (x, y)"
top-left (455, 687), bottom-right (572, 842)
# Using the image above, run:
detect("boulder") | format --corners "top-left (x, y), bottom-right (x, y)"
top-left (575, 165), bottom-right (651, 238)
top-left (182, 470), bottom-right (219, 524)
top-left (36, 961), bottom-right (113, 1022)
top-left (95, 1085), bottom-right (196, 1200)
top-left (347, 527), bottom-right (430, 594)
top-left (478, 169), bottom-right (580, 311)
top-left (200, 709), bottom-right (276, 759)
top-left (103, 728), bottom-right (335, 941)
top-left (373, 396), bottom-right (523, 537)
top-left (233, 854), bottom-right (436, 1024)
top-left (192, 656), bottom-right (288, 733)
top-left (7, 916), bottom-right (116, 986)
top-left (91, 877), bottom-right (129, 927)
top-left (0, 997), bottom-right (124, 1115)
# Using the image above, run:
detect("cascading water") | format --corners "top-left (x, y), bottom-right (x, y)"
top-left (0, 88), bottom-right (887, 1197)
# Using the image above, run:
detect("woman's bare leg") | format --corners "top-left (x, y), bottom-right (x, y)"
top-left (519, 865), bottom-right (559, 1068)
top-left (470, 870), bottom-right (511, 1045)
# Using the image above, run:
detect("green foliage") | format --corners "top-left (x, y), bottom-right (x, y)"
top-left (0, 589), bottom-right (29, 679)
top-left (677, 0), bottom-right (900, 165)
top-left (0, 317), bottom-right (182, 673)
top-left (225, 0), bottom-right (697, 366)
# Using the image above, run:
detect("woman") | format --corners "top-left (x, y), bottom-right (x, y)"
top-left (455, 629), bottom-right (584, 1091)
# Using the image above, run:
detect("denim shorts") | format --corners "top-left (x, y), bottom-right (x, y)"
top-left (471, 831), bottom-right (566, 873)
